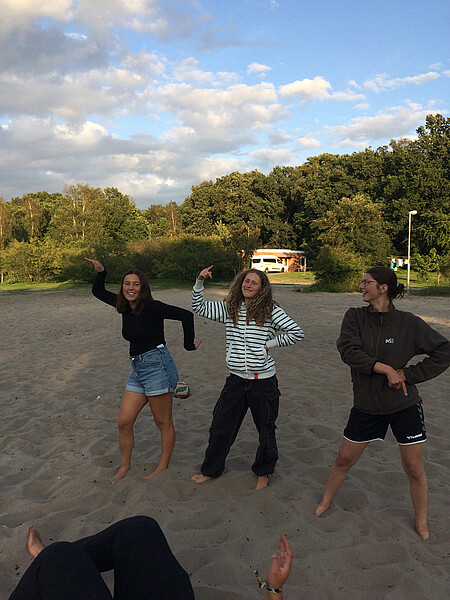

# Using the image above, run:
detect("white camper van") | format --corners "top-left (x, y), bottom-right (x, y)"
top-left (251, 255), bottom-right (285, 273)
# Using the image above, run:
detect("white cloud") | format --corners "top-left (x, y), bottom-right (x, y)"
top-left (249, 148), bottom-right (297, 168)
top-left (0, 0), bottom-right (74, 36)
top-left (172, 57), bottom-right (214, 83)
top-left (330, 90), bottom-right (366, 102)
top-left (247, 62), bottom-right (272, 77)
top-left (279, 76), bottom-right (331, 100)
top-left (279, 78), bottom-right (365, 103)
top-left (296, 136), bottom-right (321, 149)
top-left (354, 103), bottom-right (370, 110)
top-left (327, 104), bottom-right (437, 146)
top-left (364, 71), bottom-right (440, 92)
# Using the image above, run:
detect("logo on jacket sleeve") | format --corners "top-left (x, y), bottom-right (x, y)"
top-left (384, 338), bottom-right (395, 344)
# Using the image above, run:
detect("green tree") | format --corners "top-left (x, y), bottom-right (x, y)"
top-left (312, 245), bottom-right (365, 292)
top-left (48, 184), bottom-right (106, 243)
top-left (312, 194), bottom-right (391, 264)
top-left (103, 187), bottom-right (149, 243)
top-left (143, 202), bottom-right (182, 238)
top-left (181, 171), bottom-right (287, 245)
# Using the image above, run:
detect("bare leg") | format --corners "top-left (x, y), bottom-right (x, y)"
top-left (316, 438), bottom-right (368, 516)
top-left (112, 390), bottom-right (147, 485)
top-left (255, 475), bottom-right (269, 490)
top-left (400, 443), bottom-right (429, 540)
top-left (26, 526), bottom-right (45, 559)
top-left (191, 474), bottom-right (212, 483)
top-left (144, 392), bottom-right (175, 479)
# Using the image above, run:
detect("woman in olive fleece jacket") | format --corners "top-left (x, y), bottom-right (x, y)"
top-left (316, 267), bottom-right (450, 540)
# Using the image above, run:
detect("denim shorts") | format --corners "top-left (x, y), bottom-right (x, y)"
top-left (126, 346), bottom-right (179, 396)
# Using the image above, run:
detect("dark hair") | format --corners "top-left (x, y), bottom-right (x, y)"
top-left (225, 268), bottom-right (275, 326)
top-left (366, 266), bottom-right (404, 300)
top-left (116, 270), bottom-right (153, 315)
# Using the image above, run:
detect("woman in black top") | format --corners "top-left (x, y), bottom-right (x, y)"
top-left (85, 259), bottom-right (200, 484)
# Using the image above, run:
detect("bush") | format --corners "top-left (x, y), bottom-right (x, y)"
top-left (129, 238), bottom-right (171, 279)
top-left (57, 241), bottom-right (133, 282)
top-left (160, 235), bottom-right (240, 282)
top-left (0, 239), bottom-right (61, 282)
top-left (311, 245), bottom-right (365, 292)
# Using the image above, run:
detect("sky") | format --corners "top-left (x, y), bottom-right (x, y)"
top-left (0, 0), bottom-right (449, 210)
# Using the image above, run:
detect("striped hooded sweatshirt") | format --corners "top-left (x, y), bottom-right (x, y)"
top-left (192, 279), bottom-right (304, 380)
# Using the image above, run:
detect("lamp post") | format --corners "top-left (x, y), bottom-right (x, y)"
top-left (407, 210), bottom-right (417, 291)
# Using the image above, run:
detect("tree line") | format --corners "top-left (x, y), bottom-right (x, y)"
top-left (0, 114), bottom-right (448, 287)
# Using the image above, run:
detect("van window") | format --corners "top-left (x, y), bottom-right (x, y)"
top-left (252, 258), bottom-right (261, 263)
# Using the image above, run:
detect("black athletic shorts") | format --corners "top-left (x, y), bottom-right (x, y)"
top-left (343, 402), bottom-right (427, 445)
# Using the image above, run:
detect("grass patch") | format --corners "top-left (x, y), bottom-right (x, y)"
top-left (409, 285), bottom-right (450, 297)
top-left (267, 271), bottom-right (315, 285)
top-left (0, 281), bottom-right (90, 293)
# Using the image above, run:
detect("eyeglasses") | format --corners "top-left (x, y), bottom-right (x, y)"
top-left (360, 279), bottom-right (377, 287)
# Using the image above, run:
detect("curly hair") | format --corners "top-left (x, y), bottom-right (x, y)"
top-left (116, 270), bottom-right (153, 315)
top-left (225, 269), bottom-right (275, 326)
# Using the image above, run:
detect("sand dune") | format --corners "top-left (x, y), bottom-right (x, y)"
top-left (1, 285), bottom-right (448, 599)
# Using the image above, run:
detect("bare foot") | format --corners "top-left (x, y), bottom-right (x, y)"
top-left (415, 522), bottom-right (429, 541)
top-left (315, 499), bottom-right (331, 516)
top-left (26, 526), bottom-right (45, 559)
top-left (111, 465), bottom-right (129, 485)
top-left (191, 474), bottom-right (212, 484)
top-left (255, 475), bottom-right (269, 490)
top-left (144, 464), bottom-right (168, 479)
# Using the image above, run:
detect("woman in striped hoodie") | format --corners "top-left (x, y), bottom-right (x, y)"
top-left (191, 265), bottom-right (304, 490)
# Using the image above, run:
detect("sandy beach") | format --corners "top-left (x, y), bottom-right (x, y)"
top-left (0, 284), bottom-right (449, 599)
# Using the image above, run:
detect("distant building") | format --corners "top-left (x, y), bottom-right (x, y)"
top-left (250, 248), bottom-right (307, 272)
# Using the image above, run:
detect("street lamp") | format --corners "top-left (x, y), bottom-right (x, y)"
top-left (407, 210), bottom-right (418, 291)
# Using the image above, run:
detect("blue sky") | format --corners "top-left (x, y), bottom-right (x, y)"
top-left (0, 0), bottom-right (448, 209)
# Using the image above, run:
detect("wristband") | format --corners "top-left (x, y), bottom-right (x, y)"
top-left (254, 570), bottom-right (282, 593)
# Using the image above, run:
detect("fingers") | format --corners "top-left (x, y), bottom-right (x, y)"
top-left (84, 258), bottom-right (104, 272)
top-left (198, 265), bottom-right (213, 280)
top-left (401, 381), bottom-right (408, 396)
top-left (278, 535), bottom-right (293, 567)
top-left (194, 340), bottom-right (202, 350)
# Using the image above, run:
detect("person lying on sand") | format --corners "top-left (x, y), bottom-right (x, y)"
top-left (10, 518), bottom-right (293, 599)
top-left (191, 265), bottom-right (304, 490)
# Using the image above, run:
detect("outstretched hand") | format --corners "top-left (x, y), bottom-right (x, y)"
top-left (194, 340), bottom-right (202, 350)
top-left (266, 536), bottom-right (293, 590)
top-left (84, 258), bottom-right (105, 272)
top-left (198, 265), bottom-right (213, 281)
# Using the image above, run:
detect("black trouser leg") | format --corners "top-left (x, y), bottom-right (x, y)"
top-left (201, 375), bottom-right (249, 477)
top-left (248, 376), bottom-right (280, 476)
top-left (9, 542), bottom-right (112, 600)
top-left (75, 516), bottom-right (195, 600)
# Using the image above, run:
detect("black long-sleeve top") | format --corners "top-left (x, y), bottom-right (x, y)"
top-left (92, 270), bottom-right (196, 356)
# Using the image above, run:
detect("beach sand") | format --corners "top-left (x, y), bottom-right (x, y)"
top-left (0, 284), bottom-right (449, 599)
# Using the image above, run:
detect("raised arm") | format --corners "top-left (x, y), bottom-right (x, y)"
top-left (191, 265), bottom-right (229, 323)
top-left (254, 535), bottom-right (293, 600)
top-left (85, 258), bottom-right (117, 307)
